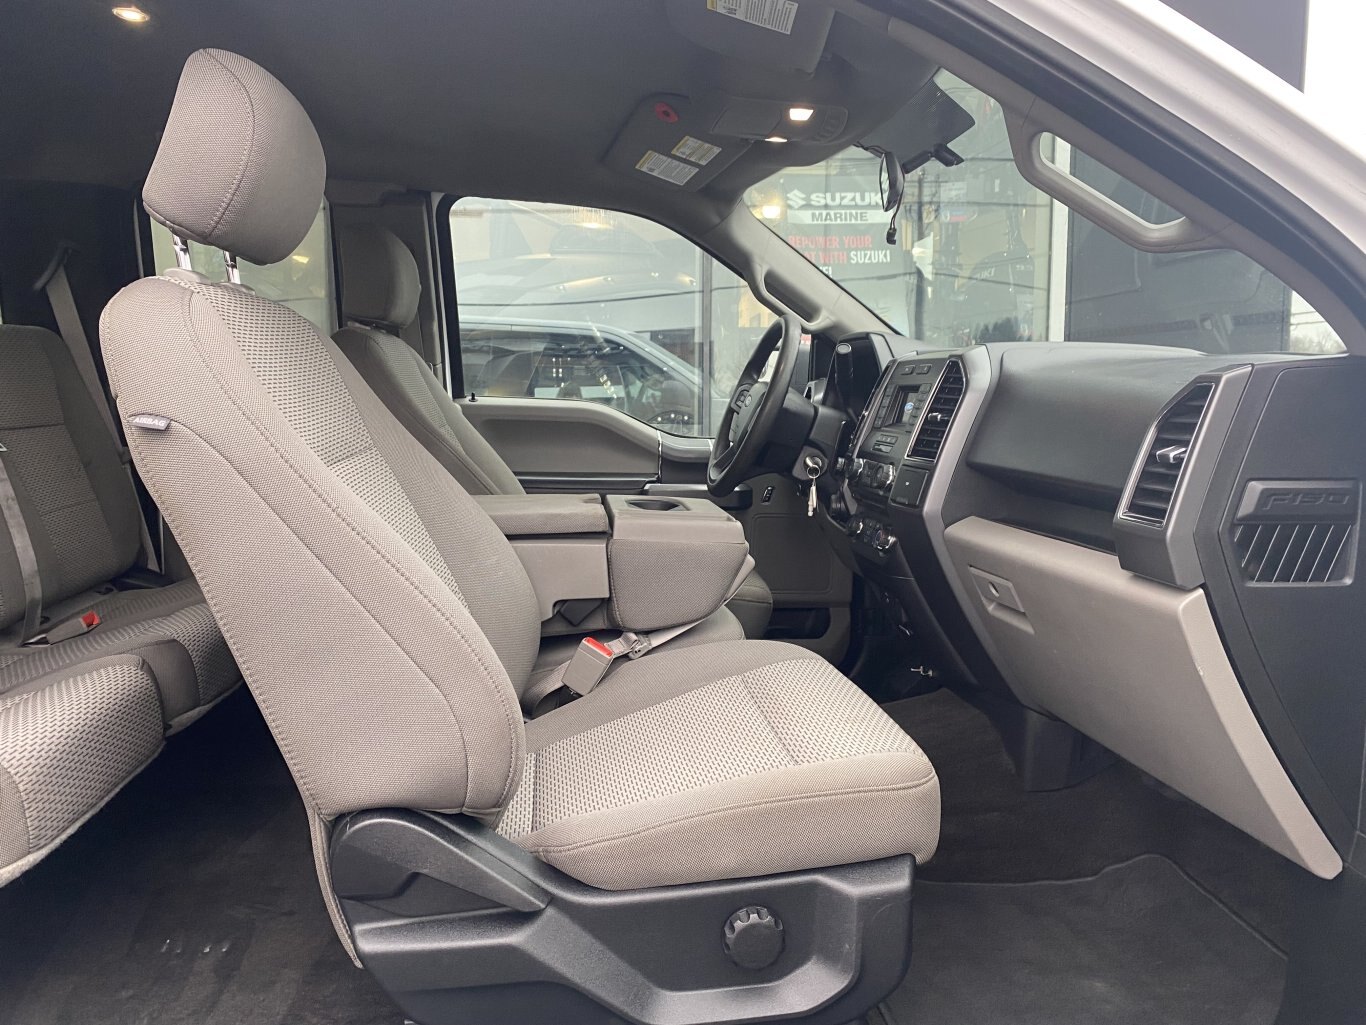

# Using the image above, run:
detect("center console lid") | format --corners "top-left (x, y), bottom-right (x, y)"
top-left (474, 493), bottom-right (609, 537)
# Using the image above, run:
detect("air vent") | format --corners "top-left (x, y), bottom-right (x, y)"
top-left (908, 360), bottom-right (965, 461)
top-left (1122, 382), bottom-right (1214, 525)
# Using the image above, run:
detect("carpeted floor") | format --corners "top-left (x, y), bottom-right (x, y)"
top-left (0, 684), bottom-right (1298, 1025)
top-left (884, 856), bottom-right (1285, 1025)
top-left (883, 688), bottom-right (1299, 951)
top-left (0, 688), bottom-right (399, 1025)
top-left (878, 687), bottom-right (1296, 1025)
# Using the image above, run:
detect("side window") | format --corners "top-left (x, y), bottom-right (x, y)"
top-left (448, 198), bottom-right (768, 438)
top-left (148, 205), bottom-right (335, 332)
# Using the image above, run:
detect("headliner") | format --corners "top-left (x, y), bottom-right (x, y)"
top-left (2, 0), bottom-right (936, 225)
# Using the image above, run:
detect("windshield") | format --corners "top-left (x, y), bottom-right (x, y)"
top-left (745, 72), bottom-right (1344, 355)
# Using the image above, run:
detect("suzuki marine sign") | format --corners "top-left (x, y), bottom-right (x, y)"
top-left (784, 189), bottom-right (883, 224)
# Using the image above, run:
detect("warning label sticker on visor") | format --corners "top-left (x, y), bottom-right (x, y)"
top-left (672, 136), bottom-right (722, 165)
top-left (706, 0), bottom-right (798, 35)
top-left (635, 150), bottom-right (700, 186)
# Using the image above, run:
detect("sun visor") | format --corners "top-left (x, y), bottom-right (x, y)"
top-left (664, 0), bottom-right (835, 73)
top-left (859, 81), bottom-right (976, 169)
top-left (603, 95), bottom-right (752, 191)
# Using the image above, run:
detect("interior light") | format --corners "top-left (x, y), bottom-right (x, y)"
top-left (111, 5), bottom-right (151, 22)
top-left (787, 106), bottom-right (815, 123)
top-left (765, 136), bottom-right (788, 143)
top-left (759, 204), bottom-right (783, 220)
top-left (290, 253), bottom-right (311, 265)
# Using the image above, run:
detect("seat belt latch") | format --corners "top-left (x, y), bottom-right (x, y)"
top-left (561, 633), bottom-right (648, 697)
top-left (26, 610), bottom-right (100, 647)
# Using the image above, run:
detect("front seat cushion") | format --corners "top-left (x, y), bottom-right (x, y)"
top-left (497, 640), bottom-right (939, 889)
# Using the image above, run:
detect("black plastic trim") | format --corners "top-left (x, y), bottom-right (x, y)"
top-left (1194, 358), bottom-right (1366, 852)
top-left (331, 810), bottom-right (915, 1025)
top-left (518, 473), bottom-right (659, 494)
top-left (432, 193), bottom-right (465, 398)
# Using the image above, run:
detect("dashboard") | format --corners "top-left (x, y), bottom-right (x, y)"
top-left (818, 332), bottom-right (1366, 881)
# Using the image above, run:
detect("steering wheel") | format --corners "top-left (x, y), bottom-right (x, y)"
top-left (708, 314), bottom-right (802, 496)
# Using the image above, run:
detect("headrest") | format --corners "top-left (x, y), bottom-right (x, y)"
top-left (143, 49), bottom-right (326, 266)
top-left (337, 225), bottom-right (421, 329)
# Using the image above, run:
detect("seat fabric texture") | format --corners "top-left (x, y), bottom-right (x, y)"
top-left (99, 47), bottom-right (940, 896)
top-left (332, 224), bottom-right (774, 637)
top-left (0, 320), bottom-right (240, 885)
top-left (0, 654), bottom-right (164, 886)
top-left (500, 640), bottom-right (939, 889)
top-left (0, 324), bottom-right (239, 727)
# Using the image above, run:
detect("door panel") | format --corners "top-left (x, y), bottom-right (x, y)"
top-left (460, 397), bottom-right (660, 478)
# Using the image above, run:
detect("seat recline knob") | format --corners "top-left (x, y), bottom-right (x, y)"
top-left (723, 905), bottom-right (785, 970)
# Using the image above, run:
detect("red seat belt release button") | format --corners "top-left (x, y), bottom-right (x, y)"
top-left (26, 609), bottom-right (101, 646)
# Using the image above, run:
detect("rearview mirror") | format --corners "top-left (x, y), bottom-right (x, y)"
top-left (881, 150), bottom-right (905, 213)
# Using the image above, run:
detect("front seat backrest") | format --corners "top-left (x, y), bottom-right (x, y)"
top-left (332, 225), bottom-right (524, 496)
top-left (99, 49), bottom-right (539, 823)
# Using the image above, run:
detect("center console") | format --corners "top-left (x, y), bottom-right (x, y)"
top-left (840, 355), bottom-right (966, 557)
top-left (476, 492), bottom-right (751, 636)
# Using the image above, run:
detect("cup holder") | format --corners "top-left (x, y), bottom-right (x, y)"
top-left (625, 498), bottom-right (683, 512)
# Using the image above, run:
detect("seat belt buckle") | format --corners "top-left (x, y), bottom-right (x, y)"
top-left (26, 610), bottom-right (100, 646)
top-left (560, 637), bottom-right (618, 697)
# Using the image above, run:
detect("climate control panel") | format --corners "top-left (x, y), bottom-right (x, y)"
top-left (846, 515), bottom-right (897, 553)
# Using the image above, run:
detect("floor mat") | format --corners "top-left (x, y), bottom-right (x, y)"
top-left (0, 689), bottom-right (399, 1025)
top-left (883, 855), bottom-right (1286, 1025)
top-left (883, 689), bottom-right (1300, 950)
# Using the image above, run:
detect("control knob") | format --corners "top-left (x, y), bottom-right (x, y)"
top-left (847, 457), bottom-right (866, 481)
top-left (873, 528), bottom-right (897, 552)
top-left (875, 463), bottom-right (896, 489)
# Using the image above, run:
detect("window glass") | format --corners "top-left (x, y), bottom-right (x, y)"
top-left (746, 72), bottom-right (1344, 355)
top-left (448, 198), bottom-right (769, 437)
top-left (148, 205), bottom-right (335, 332)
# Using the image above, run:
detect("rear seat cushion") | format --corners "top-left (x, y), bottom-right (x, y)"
top-left (0, 654), bottom-right (163, 885)
top-left (0, 580), bottom-right (238, 729)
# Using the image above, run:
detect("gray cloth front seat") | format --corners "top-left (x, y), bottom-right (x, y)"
top-left (0, 324), bottom-right (241, 884)
top-left (330, 224), bottom-right (774, 638)
top-left (100, 50), bottom-right (938, 906)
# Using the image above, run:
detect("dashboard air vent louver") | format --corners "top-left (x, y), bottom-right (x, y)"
top-left (908, 359), bottom-right (965, 461)
top-left (1123, 382), bottom-right (1214, 525)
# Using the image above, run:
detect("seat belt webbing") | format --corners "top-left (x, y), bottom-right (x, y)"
top-left (0, 443), bottom-right (43, 643)
top-left (44, 259), bottom-right (120, 440)
top-left (523, 557), bottom-right (757, 716)
top-left (40, 254), bottom-right (161, 572)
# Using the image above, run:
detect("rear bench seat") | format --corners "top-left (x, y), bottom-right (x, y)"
top-left (0, 323), bottom-right (239, 884)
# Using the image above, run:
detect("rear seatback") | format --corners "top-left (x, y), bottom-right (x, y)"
top-left (0, 323), bottom-right (240, 884)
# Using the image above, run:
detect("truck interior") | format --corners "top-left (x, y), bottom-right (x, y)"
top-left (0, 1), bottom-right (1363, 1024)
